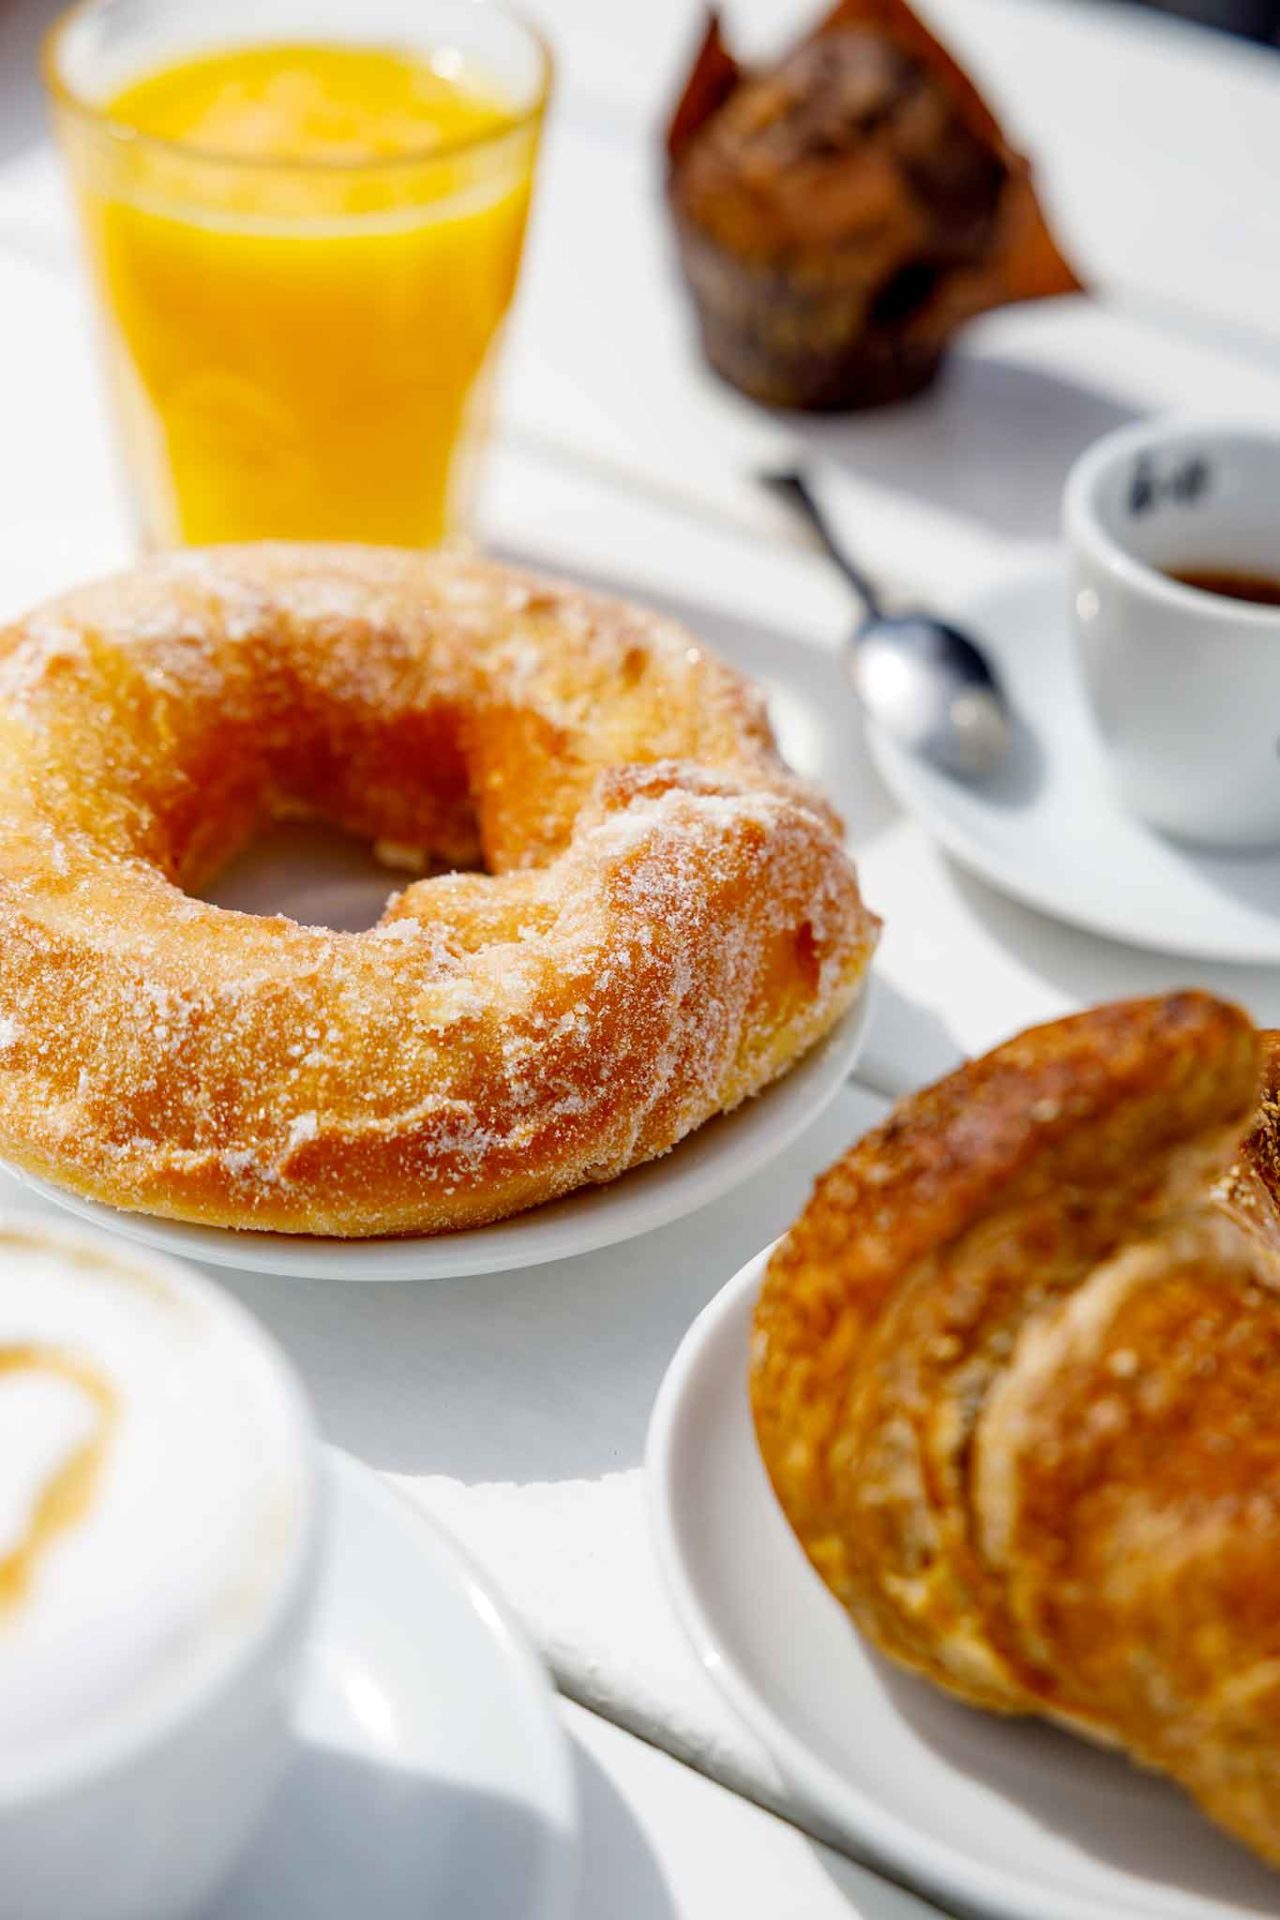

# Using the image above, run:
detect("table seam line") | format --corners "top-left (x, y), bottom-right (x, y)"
top-left (556, 1678), bottom-right (959, 1916)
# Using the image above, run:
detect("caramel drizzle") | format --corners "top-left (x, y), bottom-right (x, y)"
top-left (0, 1347), bottom-right (116, 1613)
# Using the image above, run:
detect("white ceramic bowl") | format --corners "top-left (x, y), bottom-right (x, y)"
top-left (1066, 417), bottom-right (1280, 848)
top-left (0, 1218), bottom-right (321, 1920)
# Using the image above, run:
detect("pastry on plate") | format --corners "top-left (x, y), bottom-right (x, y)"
top-left (666, 0), bottom-right (1081, 409)
top-left (753, 994), bottom-right (1280, 1867)
top-left (0, 544), bottom-right (877, 1237)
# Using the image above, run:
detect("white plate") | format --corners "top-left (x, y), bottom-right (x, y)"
top-left (210, 1448), bottom-right (578, 1920)
top-left (10, 983), bottom-right (870, 1279)
top-left (868, 562), bottom-right (1280, 964)
top-left (647, 1250), bottom-right (1280, 1920)
top-left (0, 513), bottom-right (874, 1281)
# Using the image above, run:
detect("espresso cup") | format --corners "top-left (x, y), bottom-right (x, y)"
top-left (1065, 418), bottom-right (1280, 848)
top-left (0, 1216), bottom-right (321, 1920)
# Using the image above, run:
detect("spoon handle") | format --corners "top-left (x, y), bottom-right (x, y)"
top-left (762, 469), bottom-right (885, 621)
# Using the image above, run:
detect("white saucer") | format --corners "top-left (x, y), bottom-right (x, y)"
top-left (647, 1250), bottom-right (1280, 1920)
top-left (209, 1449), bottom-right (578, 1920)
top-left (10, 983), bottom-right (870, 1279)
top-left (867, 562), bottom-right (1280, 964)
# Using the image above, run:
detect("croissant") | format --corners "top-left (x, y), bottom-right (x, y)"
top-left (752, 993), bottom-right (1280, 1866)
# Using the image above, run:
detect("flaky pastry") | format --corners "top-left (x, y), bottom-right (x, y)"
top-left (753, 996), bottom-right (1280, 1866)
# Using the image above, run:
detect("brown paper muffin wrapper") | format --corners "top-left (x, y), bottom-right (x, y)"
top-left (666, 0), bottom-right (1083, 413)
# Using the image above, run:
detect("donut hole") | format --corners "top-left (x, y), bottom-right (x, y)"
top-left (199, 818), bottom-right (436, 932)
top-left (163, 692), bottom-right (494, 928)
top-left (263, 699), bottom-right (483, 876)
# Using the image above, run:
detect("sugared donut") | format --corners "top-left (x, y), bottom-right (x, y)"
top-left (0, 546), bottom-right (877, 1237)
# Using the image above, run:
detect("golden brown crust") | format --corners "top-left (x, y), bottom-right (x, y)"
top-left (976, 1213), bottom-right (1280, 1860)
top-left (1217, 1032), bottom-right (1280, 1260)
top-left (751, 992), bottom-right (1280, 1867)
top-left (0, 544), bottom-right (877, 1237)
top-left (1247, 1033), bottom-right (1280, 1206)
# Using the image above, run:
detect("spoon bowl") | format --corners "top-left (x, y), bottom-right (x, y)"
top-left (853, 611), bottom-right (1013, 777)
top-left (764, 468), bottom-right (1013, 779)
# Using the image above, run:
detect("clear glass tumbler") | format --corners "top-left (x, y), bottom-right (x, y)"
top-left (45, 0), bottom-right (550, 549)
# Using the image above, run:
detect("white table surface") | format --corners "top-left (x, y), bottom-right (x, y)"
top-left (2, 0), bottom-right (1280, 1912)
top-left (565, 1705), bottom-right (936, 1920)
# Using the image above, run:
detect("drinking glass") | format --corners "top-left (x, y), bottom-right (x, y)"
top-left (45, 0), bottom-right (550, 549)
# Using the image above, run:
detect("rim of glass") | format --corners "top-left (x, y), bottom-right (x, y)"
top-left (42, 0), bottom-right (553, 177)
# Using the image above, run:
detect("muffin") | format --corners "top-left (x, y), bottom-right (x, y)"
top-left (666, 0), bottom-right (1082, 410)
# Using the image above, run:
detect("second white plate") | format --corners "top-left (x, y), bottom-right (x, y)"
top-left (10, 984), bottom-right (870, 1280)
top-left (212, 1449), bottom-right (579, 1920)
top-left (868, 562), bottom-right (1280, 965)
top-left (648, 1249), bottom-right (1280, 1920)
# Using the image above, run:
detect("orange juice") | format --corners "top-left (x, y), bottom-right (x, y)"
top-left (53, 39), bottom-right (544, 546)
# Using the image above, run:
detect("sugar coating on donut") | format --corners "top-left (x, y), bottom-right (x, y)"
top-left (0, 545), bottom-right (878, 1235)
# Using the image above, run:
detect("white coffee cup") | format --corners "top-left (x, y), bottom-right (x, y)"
top-left (0, 1216), bottom-right (320, 1920)
top-left (1065, 417), bottom-right (1280, 848)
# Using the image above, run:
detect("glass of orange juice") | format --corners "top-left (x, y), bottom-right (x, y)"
top-left (44, 0), bottom-right (550, 549)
